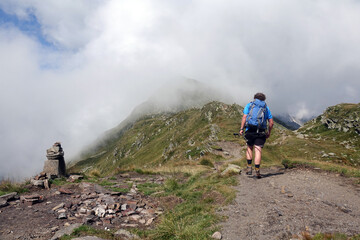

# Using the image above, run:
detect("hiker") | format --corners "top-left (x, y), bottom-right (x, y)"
top-left (239, 93), bottom-right (274, 178)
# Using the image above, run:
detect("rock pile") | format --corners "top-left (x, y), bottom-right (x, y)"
top-left (30, 172), bottom-right (50, 189)
top-left (51, 180), bottom-right (163, 228)
top-left (20, 194), bottom-right (44, 206)
top-left (28, 142), bottom-right (68, 188)
top-left (44, 142), bottom-right (66, 177)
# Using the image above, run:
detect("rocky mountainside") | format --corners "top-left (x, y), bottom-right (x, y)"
top-left (296, 103), bottom-right (360, 167)
top-left (304, 103), bottom-right (360, 135)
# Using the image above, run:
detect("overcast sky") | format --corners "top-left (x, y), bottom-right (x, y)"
top-left (1, 0), bottom-right (360, 179)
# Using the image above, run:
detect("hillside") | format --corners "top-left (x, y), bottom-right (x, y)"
top-left (82, 79), bottom-right (234, 157)
top-left (294, 103), bottom-right (360, 168)
top-left (70, 101), bottom-right (289, 175)
top-left (70, 100), bottom-right (360, 180)
top-left (2, 101), bottom-right (360, 240)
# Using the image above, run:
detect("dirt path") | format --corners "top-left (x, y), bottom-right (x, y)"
top-left (220, 167), bottom-right (360, 240)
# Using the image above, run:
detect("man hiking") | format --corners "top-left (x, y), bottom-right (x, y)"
top-left (239, 93), bottom-right (274, 179)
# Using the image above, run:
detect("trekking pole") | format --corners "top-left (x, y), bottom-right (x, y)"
top-left (234, 132), bottom-right (247, 141)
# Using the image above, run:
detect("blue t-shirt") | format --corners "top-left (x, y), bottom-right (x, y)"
top-left (243, 101), bottom-right (272, 130)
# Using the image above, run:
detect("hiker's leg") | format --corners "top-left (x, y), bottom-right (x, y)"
top-left (246, 145), bottom-right (253, 160)
top-left (254, 145), bottom-right (262, 178)
top-left (254, 145), bottom-right (262, 165)
top-left (245, 145), bottom-right (253, 175)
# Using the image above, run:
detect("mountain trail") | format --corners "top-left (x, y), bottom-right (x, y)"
top-left (212, 141), bottom-right (245, 172)
top-left (219, 167), bottom-right (360, 239)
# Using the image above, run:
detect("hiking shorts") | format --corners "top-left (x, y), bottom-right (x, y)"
top-left (245, 130), bottom-right (267, 148)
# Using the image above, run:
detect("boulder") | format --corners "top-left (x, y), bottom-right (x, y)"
top-left (95, 206), bottom-right (106, 218)
top-left (114, 229), bottom-right (140, 239)
top-left (30, 179), bottom-right (45, 188)
top-left (59, 188), bottom-right (74, 195)
top-left (58, 212), bottom-right (67, 219)
top-left (221, 164), bottom-right (242, 176)
top-left (51, 223), bottom-right (82, 240)
top-left (68, 175), bottom-right (83, 182)
top-left (52, 203), bottom-right (65, 211)
top-left (0, 192), bottom-right (17, 201)
top-left (212, 231), bottom-right (222, 239)
top-left (0, 200), bottom-right (9, 208)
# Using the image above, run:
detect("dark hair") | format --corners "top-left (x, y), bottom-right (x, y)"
top-left (254, 93), bottom-right (266, 101)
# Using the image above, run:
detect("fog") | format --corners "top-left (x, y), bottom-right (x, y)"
top-left (1, 0), bottom-right (360, 179)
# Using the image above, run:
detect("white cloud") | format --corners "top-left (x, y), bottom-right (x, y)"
top-left (1, 0), bottom-right (360, 179)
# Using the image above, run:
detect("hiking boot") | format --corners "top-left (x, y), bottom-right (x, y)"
top-left (256, 170), bottom-right (261, 179)
top-left (246, 166), bottom-right (252, 175)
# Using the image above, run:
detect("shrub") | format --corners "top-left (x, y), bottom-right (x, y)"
top-left (89, 169), bottom-right (101, 178)
top-left (48, 177), bottom-right (68, 186)
top-left (199, 159), bottom-right (214, 168)
top-left (134, 168), bottom-right (154, 175)
top-left (282, 159), bottom-right (296, 169)
top-left (165, 178), bottom-right (180, 192)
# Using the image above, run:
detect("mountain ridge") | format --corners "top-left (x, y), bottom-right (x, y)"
top-left (71, 100), bottom-right (360, 176)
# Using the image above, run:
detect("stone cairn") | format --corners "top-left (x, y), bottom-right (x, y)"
top-left (43, 142), bottom-right (66, 178)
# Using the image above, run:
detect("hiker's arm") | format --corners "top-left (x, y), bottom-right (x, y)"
top-left (267, 118), bottom-right (274, 138)
top-left (240, 114), bottom-right (247, 135)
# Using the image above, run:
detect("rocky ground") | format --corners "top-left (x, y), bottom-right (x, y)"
top-left (1, 156), bottom-right (360, 239)
top-left (0, 173), bottom-right (166, 240)
top-left (220, 167), bottom-right (360, 240)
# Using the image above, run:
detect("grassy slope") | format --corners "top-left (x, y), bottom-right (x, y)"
top-left (69, 102), bottom-right (289, 175)
top-left (70, 102), bottom-right (360, 178)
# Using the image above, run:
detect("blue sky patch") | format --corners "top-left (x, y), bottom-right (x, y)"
top-left (0, 7), bottom-right (56, 49)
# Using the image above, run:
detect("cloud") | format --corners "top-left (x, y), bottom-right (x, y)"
top-left (1, 0), bottom-right (360, 179)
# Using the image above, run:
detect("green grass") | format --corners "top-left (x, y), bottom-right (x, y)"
top-left (108, 187), bottom-right (129, 193)
top-left (69, 102), bottom-right (248, 174)
top-left (59, 225), bottom-right (119, 240)
top-left (280, 158), bottom-right (360, 178)
top-left (134, 168), bottom-right (156, 175)
top-left (311, 233), bottom-right (360, 240)
top-left (135, 172), bottom-right (237, 240)
top-left (98, 180), bottom-right (116, 186)
top-left (137, 182), bottom-right (162, 195)
top-left (49, 177), bottom-right (69, 186)
top-left (0, 180), bottom-right (28, 196)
